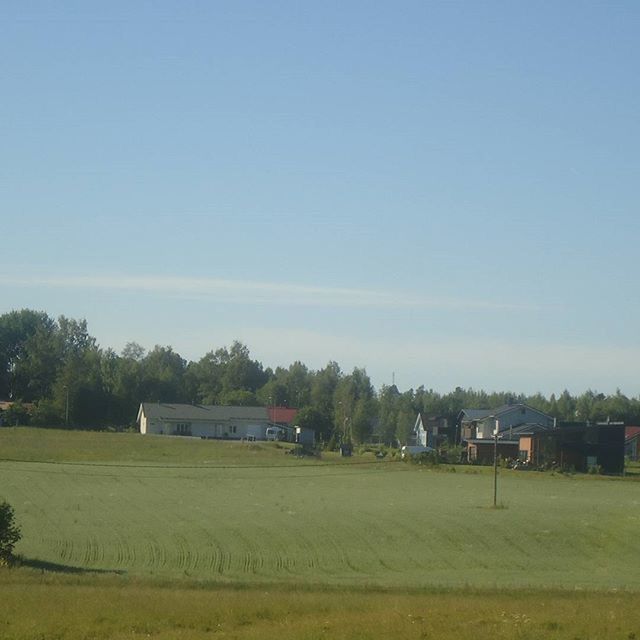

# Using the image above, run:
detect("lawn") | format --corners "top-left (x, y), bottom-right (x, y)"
top-left (0, 427), bottom-right (638, 590)
top-left (0, 426), bottom-right (351, 465)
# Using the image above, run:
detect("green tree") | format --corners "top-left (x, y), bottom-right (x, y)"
top-left (334, 368), bottom-right (374, 444)
top-left (218, 389), bottom-right (257, 406)
top-left (185, 349), bottom-right (225, 404)
top-left (53, 317), bottom-right (105, 426)
top-left (281, 361), bottom-right (311, 407)
top-left (220, 342), bottom-right (268, 395)
top-left (256, 376), bottom-right (288, 407)
top-left (0, 309), bottom-right (58, 401)
top-left (555, 389), bottom-right (577, 421)
top-left (139, 346), bottom-right (188, 403)
top-left (351, 396), bottom-right (376, 443)
top-left (291, 405), bottom-right (333, 442)
top-left (0, 501), bottom-right (21, 564)
top-left (310, 362), bottom-right (341, 415)
top-left (377, 384), bottom-right (400, 445)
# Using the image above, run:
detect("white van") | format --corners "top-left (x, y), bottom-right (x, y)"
top-left (266, 426), bottom-right (284, 441)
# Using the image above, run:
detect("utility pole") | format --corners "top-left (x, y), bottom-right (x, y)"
top-left (493, 419), bottom-right (499, 507)
top-left (64, 385), bottom-right (69, 426)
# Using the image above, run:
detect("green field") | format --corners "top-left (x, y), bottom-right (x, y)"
top-left (1, 427), bottom-right (640, 639)
top-left (1, 427), bottom-right (638, 590)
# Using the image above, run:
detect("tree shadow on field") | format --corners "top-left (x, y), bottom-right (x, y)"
top-left (20, 558), bottom-right (126, 575)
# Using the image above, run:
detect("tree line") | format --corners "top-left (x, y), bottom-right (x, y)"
top-left (1, 309), bottom-right (639, 443)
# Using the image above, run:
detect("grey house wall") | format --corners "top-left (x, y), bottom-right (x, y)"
top-left (476, 407), bottom-right (554, 439)
top-left (138, 403), bottom-right (272, 440)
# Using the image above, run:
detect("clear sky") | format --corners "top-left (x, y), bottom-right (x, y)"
top-left (2, 1), bottom-right (639, 396)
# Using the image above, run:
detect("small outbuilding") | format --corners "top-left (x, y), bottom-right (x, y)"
top-left (295, 425), bottom-right (315, 447)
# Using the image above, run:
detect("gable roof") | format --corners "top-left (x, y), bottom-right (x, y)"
top-left (460, 404), bottom-right (551, 422)
top-left (497, 422), bottom-right (556, 440)
top-left (138, 403), bottom-right (269, 422)
top-left (625, 426), bottom-right (640, 441)
top-left (414, 413), bottom-right (447, 431)
top-left (459, 408), bottom-right (494, 421)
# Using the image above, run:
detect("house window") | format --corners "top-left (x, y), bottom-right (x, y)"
top-left (176, 422), bottom-right (191, 435)
top-left (518, 450), bottom-right (528, 461)
top-left (230, 425), bottom-right (237, 434)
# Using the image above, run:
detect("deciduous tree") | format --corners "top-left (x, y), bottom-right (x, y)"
top-left (0, 501), bottom-right (21, 564)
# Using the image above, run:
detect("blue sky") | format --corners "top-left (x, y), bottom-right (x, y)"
top-left (2, 1), bottom-right (639, 395)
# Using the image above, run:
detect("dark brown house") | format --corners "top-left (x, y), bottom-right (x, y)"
top-left (518, 421), bottom-right (625, 474)
top-left (466, 421), bottom-right (625, 474)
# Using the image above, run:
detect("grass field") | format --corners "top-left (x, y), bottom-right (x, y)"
top-left (1, 427), bottom-right (638, 590)
top-left (1, 427), bottom-right (639, 638)
top-left (2, 572), bottom-right (640, 640)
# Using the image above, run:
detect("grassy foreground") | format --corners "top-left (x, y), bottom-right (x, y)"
top-left (1, 428), bottom-right (639, 589)
top-left (1, 427), bottom-right (640, 638)
top-left (2, 571), bottom-right (639, 640)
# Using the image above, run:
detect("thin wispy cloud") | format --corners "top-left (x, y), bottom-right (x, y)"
top-left (0, 273), bottom-right (534, 312)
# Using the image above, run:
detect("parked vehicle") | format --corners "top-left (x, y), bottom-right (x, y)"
top-left (401, 445), bottom-right (435, 459)
top-left (266, 426), bottom-right (285, 441)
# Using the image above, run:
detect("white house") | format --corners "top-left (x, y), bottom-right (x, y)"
top-left (412, 414), bottom-right (448, 448)
top-left (137, 403), bottom-right (289, 440)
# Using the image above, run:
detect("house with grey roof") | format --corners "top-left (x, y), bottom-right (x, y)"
top-left (137, 403), bottom-right (288, 440)
top-left (465, 422), bottom-right (556, 464)
top-left (458, 403), bottom-right (554, 441)
top-left (460, 404), bottom-right (625, 473)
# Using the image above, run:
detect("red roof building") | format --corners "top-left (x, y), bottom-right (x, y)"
top-left (268, 406), bottom-right (298, 425)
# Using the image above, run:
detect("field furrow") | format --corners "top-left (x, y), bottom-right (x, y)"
top-left (2, 452), bottom-right (640, 589)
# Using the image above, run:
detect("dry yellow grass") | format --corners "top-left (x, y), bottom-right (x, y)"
top-left (1, 570), bottom-right (639, 639)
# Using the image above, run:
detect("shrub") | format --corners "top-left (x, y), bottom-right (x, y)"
top-left (0, 501), bottom-right (21, 565)
top-left (408, 450), bottom-right (439, 467)
top-left (2, 401), bottom-right (31, 426)
top-left (438, 444), bottom-right (464, 465)
top-left (30, 399), bottom-right (62, 427)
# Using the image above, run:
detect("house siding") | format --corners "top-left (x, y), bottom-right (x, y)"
top-left (476, 406), bottom-right (554, 439)
top-left (519, 436), bottom-right (533, 460)
top-left (137, 403), bottom-right (274, 440)
top-left (413, 414), bottom-right (448, 447)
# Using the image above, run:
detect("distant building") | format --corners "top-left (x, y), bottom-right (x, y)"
top-left (295, 425), bottom-right (316, 447)
top-left (412, 414), bottom-right (449, 448)
top-left (458, 403), bottom-right (554, 441)
top-left (624, 426), bottom-right (640, 461)
top-left (268, 406), bottom-right (298, 426)
top-left (467, 420), bottom-right (626, 474)
top-left (520, 421), bottom-right (625, 474)
top-left (137, 403), bottom-right (297, 441)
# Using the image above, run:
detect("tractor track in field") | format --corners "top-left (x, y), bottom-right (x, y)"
top-left (5, 453), bottom-right (640, 589)
top-left (114, 531), bottom-right (136, 567)
top-left (144, 535), bottom-right (168, 570)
